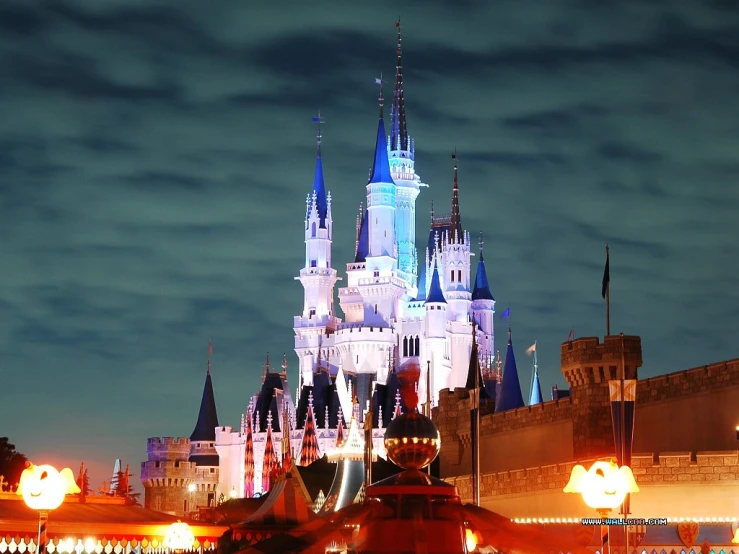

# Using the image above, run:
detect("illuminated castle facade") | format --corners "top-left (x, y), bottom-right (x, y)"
top-left (142, 23), bottom-right (532, 516)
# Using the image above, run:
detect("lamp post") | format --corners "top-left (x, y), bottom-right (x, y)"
top-left (564, 459), bottom-right (639, 554)
top-left (17, 463), bottom-right (81, 554)
top-left (164, 521), bottom-right (195, 553)
top-left (187, 483), bottom-right (196, 517)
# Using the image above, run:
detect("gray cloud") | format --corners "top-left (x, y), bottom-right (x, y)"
top-left (0, 0), bottom-right (737, 489)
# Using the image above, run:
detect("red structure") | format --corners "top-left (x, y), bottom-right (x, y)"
top-left (298, 392), bottom-right (321, 467)
top-left (244, 402), bottom-right (255, 498)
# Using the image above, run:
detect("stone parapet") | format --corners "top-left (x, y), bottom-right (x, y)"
top-left (446, 451), bottom-right (739, 502)
top-left (636, 358), bottom-right (739, 403)
top-left (560, 335), bottom-right (642, 388)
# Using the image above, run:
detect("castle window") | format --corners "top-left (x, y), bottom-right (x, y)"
top-left (415, 336), bottom-right (420, 355)
top-left (311, 222), bottom-right (316, 237)
top-left (408, 337), bottom-right (414, 357)
top-left (458, 270), bottom-right (462, 282)
top-left (309, 309), bottom-right (316, 318)
top-left (403, 336), bottom-right (408, 357)
top-left (174, 461), bottom-right (180, 468)
top-left (450, 270), bottom-right (455, 282)
top-left (184, 500), bottom-right (188, 512)
top-left (310, 260), bottom-right (317, 267)
top-left (210, 468), bottom-right (216, 473)
top-left (374, 270), bottom-right (379, 277)
top-left (374, 304), bottom-right (378, 314)
top-left (208, 492), bottom-right (215, 507)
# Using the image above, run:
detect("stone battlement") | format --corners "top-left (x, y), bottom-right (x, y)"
top-left (637, 357), bottom-right (739, 402)
top-left (140, 459), bottom-right (196, 483)
top-left (445, 451), bottom-right (739, 501)
top-left (561, 335), bottom-right (642, 387)
top-left (147, 437), bottom-right (191, 461)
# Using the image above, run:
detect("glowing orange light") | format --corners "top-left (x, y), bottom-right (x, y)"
top-left (163, 521), bottom-right (195, 552)
top-left (464, 528), bottom-right (479, 552)
top-left (563, 460), bottom-right (639, 511)
top-left (17, 463), bottom-right (81, 511)
top-left (732, 528), bottom-right (739, 544)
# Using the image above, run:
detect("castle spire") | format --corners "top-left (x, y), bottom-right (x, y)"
top-left (495, 326), bottom-right (525, 413)
top-left (472, 232), bottom-right (494, 301)
top-left (308, 112), bottom-right (328, 228)
top-left (450, 150), bottom-right (463, 242)
top-left (190, 340), bottom-right (220, 442)
top-left (390, 18), bottom-right (410, 154)
top-left (529, 343), bottom-right (543, 405)
top-left (368, 74), bottom-right (394, 185)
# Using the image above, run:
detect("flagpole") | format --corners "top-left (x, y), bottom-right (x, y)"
top-left (605, 244), bottom-right (611, 336)
top-left (620, 333), bottom-right (629, 553)
top-left (471, 322), bottom-right (481, 507)
top-left (427, 360), bottom-right (432, 475)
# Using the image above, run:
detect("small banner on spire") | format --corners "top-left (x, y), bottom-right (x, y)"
top-left (526, 343), bottom-right (536, 355)
top-left (567, 327), bottom-right (574, 341)
top-left (208, 339), bottom-right (213, 357)
top-left (602, 247), bottom-right (610, 299)
top-left (500, 307), bottom-right (510, 319)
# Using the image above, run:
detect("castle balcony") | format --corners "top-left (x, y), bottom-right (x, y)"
top-left (293, 313), bottom-right (337, 330)
top-left (334, 325), bottom-right (396, 350)
top-left (357, 275), bottom-right (407, 289)
top-left (297, 267), bottom-right (336, 278)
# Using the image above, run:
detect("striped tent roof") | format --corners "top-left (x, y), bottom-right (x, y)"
top-left (261, 424), bottom-right (278, 494)
top-left (244, 402), bottom-right (255, 498)
top-left (238, 462), bottom-right (317, 530)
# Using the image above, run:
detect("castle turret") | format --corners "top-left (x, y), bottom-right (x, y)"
top-left (495, 328), bottom-right (525, 413)
top-left (188, 342), bottom-right (221, 505)
top-left (471, 234), bottom-right (495, 355)
top-left (388, 19), bottom-right (423, 293)
top-left (294, 115), bottom-right (341, 389)
top-left (140, 437), bottom-right (196, 516)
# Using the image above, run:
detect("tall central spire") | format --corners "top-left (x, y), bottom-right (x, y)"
top-left (310, 112), bottom-right (328, 228)
top-left (368, 74), bottom-right (394, 184)
top-left (450, 150), bottom-right (463, 242)
top-left (390, 18), bottom-right (409, 154)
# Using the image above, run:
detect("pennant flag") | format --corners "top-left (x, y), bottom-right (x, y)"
top-left (208, 339), bottom-right (213, 357)
top-left (526, 343), bottom-right (536, 355)
top-left (567, 327), bottom-right (574, 341)
top-left (500, 307), bottom-right (510, 319)
top-left (602, 248), bottom-right (610, 299)
top-left (375, 77), bottom-right (383, 85)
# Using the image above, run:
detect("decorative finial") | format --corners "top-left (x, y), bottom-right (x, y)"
top-left (508, 326), bottom-right (512, 344)
top-left (375, 73), bottom-right (386, 117)
top-left (452, 148), bottom-right (458, 189)
top-left (207, 339), bottom-right (213, 375)
top-left (312, 111), bottom-right (325, 155)
top-left (430, 199), bottom-right (434, 221)
top-left (282, 353), bottom-right (288, 373)
top-left (479, 231), bottom-right (484, 252)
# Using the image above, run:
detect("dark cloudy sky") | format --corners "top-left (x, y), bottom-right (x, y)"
top-left (1, 0), bottom-right (738, 490)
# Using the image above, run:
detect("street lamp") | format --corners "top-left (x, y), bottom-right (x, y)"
top-left (564, 459), bottom-right (639, 553)
top-left (164, 521), bottom-right (195, 553)
top-left (187, 483), bottom-right (196, 515)
top-left (17, 463), bottom-right (81, 554)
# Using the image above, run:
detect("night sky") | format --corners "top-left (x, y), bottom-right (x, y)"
top-left (1, 1), bottom-right (738, 491)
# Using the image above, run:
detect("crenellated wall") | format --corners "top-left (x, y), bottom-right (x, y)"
top-left (435, 334), bottom-right (739, 503)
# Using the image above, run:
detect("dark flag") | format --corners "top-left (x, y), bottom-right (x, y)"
top-left (601, 248), bottom-right (610, 299)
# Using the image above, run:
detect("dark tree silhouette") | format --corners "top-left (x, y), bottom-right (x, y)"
top-left (0, 437), bottom-right (28, 490)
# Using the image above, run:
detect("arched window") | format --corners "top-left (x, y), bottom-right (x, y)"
top-left (450, 270), bottom-right (455, 282)
top-left (415, 336), bottom-right (420, 356)
top-left (458, 269), bottom-right (462, 282)
top-left (374, 304), bottom-right (378, 314)
top-left (409, 337), bottom-right (415, 357)
top-left (311, 222), bottom-right (317, 237)
top-left (403, 336), bottom-right (409, 357)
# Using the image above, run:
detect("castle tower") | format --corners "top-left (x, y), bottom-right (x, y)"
top-left (471, 233), bottom-right (495, 356)
top-left (295, 115), bottom-right (341, 389)
top-left (388, 19), bottom-right (423, 294)
top-left (140, 437), bottom-right (195, 516)
top-left (424, 258), bottom-right (450, 402)
top-left (560, 335), bottom-right (642, 458)
top-left (495, 327), bottom-right (525, 413)
top-left (188, 343), bottom-right (221, 507)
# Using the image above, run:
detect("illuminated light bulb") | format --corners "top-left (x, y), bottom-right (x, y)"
top-left (402, 437), bottom-right (407, 444)
top-left (84, 539), bottom-right (96, 553)
top-left (422, 438), bottom-right (428, 444)
top-left (412, 437), bottom-right (418, 444)
top-left (465, 528), bottom-right (478, 552)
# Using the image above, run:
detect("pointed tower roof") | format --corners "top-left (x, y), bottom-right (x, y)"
top-left (310, 112), bottom-right (328, 228)
top-left (190, 342), bottom-right (220, 442)
top-left (425, 258), bottom-right (446, 304)
top-left (390, 19), bottom-right (410, 154)
top-left (472, 234), bottom-right (494, 301)
top-left (262, 417), bottom-right (278, 493)
top-left (495, 328), bottom-right (525, 413)
top-left (450, 151), bottom-right (463, 243)
top-left (368, 76), bottom-right (395, 185)
top-left (530, 371), bottom-right (543, 405)
top-left (354, 208), bottom-right (369, 263)
top-left (244, 401), bottom-right (255, 498)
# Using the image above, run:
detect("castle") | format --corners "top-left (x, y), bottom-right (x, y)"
top-left (141, 22), bottom-right (531, 516)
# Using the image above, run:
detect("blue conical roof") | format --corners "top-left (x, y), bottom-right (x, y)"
top-left (425, 260), bottom-right (446, 304)
top-left (530, 371), bottom-right (543, 405)
top-left (369, 116), bottom-right (394, 184)
top-left (355, 209), bottom-right (369, 263)
top-left (310, 153), bottom-right (328, 228)
top-left (495, 331), bottom-right (525, 412)
top-left (472, 251), bottom-right (494, 301)
top-left (190, 370), bottom-right (220, 441)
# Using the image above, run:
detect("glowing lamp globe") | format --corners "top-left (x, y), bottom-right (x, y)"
top-left (163, 521), bottom-right (195, 552)
top-left (384, 411), bottom-right (441, 470)
top-left (16, 463), bottom-right (81, 511)
top-left (563, 460), bottom-right (639, 511)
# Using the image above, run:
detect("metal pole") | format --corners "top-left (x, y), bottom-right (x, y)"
top-left (471, 323), bottom-right (480, 506)
top-left (37, 510), bottom-right (48, 554)
top-left (620, 333), bottom-right (629, 554)
top-left (427, 360), bottom-right (432, 475)
top-left (606, 244), bottom-right (611, 336)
